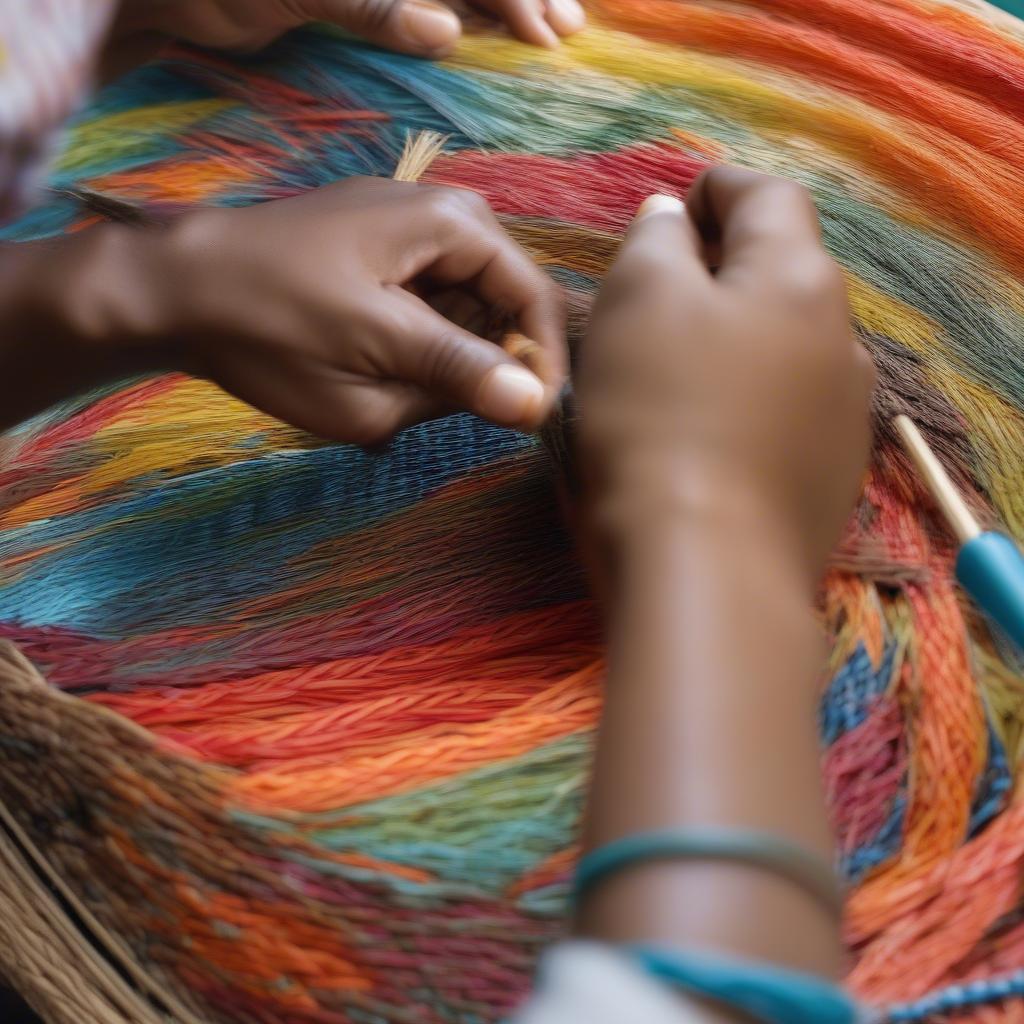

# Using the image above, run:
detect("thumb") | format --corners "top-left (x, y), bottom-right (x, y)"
top-left (392, 292), bottom-right (549, 430)
top-left (298, 0), bottom-right (461, 57)
top-left (619, 193), bottom-right (706, 274)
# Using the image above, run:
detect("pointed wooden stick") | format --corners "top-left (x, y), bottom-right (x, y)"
top-left (894, 414), bottom-right (981, 544)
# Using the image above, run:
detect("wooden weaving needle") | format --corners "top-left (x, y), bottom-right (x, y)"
top-left (895, 414), bottom-right (1024, 652)
top-left (895, 415), bottom-right (980, 544)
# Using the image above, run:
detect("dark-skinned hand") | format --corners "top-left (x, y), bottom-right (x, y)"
top-left (579, 166), bottom-right (875, 586)
top-left (110, 0), bottom-right (586, 61)
top-left (1, 178), bottom-right (566, 440)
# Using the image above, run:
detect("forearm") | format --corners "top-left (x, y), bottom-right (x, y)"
top-left (0, 228), bottom-right (171, 431)
top-left (577, 484), bottom-right (841, 981)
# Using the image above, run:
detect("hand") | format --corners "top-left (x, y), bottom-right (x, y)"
top-left (575, 168), bottom-right (858, 982)
top-left (578, 166), bottom-right (874, 584)
top-left (111, 0), bottom-right (585, 58)
top-left (150, 177), bottom-right (565, 442)
top-left (0, 178), bottom-right (564, 440)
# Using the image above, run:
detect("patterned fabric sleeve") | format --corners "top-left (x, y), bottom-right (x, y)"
top-left (0, 0), bottom-right (116, 222)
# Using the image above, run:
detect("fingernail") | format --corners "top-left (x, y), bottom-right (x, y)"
top-left (478, 364), bottom-right (545, 427)
top-left (400, 0), bottom-right (461, 49)
top-left (546, 0), bottom-right (586, 33)
top-left (635, 194), bottom-right (685, 220)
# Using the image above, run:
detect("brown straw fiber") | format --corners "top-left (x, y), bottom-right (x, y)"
top-left (0, 644), bottom-right (207, 1024)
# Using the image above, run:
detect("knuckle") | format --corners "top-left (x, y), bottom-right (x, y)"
top-left (701, 163), bottom-right (775, 199)
top-left (705, 163), bottom-right (758, 193)
top-left (778, 253), bottom-right (845, 304)
top-left (452, 187), bottom-right (491, 216)
top-left (427, 186), bottom-right (491, 225)
top-left (421, 329), bottom-right (472, 392)
top-left (767, 176), bottom-right (816, 211)
top-left (351, 0), bottom-right (400, 31)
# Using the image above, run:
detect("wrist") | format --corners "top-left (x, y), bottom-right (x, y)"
top-left (0, 227), bottom-right (181, 428)
top-left (583, 454), bottom-right (816, 601)
top-left (606, 515), bottom-right (820, 671)
top-left (24, 226), bottom-right (176, 360)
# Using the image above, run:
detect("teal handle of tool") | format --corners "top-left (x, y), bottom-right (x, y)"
top-left (990, 0), bottom-right (1024, 20)
top-left (956, 532), bottom-right (1024, 652)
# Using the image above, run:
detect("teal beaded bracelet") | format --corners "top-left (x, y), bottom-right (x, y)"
top-left (628, 945), bottom-right (871, 1024)
top-left (573, 827), bottom-right (843, 917)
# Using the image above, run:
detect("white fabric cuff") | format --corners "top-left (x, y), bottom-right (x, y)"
top-left (511, 942), bottom-right (712, 1024)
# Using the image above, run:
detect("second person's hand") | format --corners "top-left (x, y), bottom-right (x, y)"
top-left (3, 178), bottom-right (565, 441)
top-left (578, 166), bottom-right (875, 589)
top-left (110, 0), bottom-right (586, 60)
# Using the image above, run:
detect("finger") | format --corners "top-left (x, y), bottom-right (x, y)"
top-left (308, 379), bottom-right (447, 446)
top-left (205, 349), bottom-right (446, 446)
top-left (418, 191), bottom-right (568, 399)
top-left (855, 341), bottom-right (878, 398)
top-left (348, 381), bottom-right (451, 447)
top-left (468, 0), bottom-right (560, 46)
top-left (602, 194), bottom-right (708, 301)
top-left (542, 0), bottom-right (586, 36)
top-left (300, 0), bottom-right (461, 58)
top-left (385, 287), bottom-right (551, 429)
top-left (685, 165), bottom-right (824, 279)
top-left (621, 193), bottom-right (705, 262)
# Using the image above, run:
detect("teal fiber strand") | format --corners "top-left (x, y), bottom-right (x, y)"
top-left (0, 416), bottom-right (534, 633)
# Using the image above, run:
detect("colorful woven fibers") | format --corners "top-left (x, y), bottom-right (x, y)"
top-left (3, 1), bottom-right (1024, 1021)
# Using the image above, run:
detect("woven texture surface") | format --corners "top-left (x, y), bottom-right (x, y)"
top-left (3, 1), bottom-right (1024, 1020)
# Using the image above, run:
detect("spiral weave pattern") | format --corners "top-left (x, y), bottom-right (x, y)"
top-left (3, 2), bottom-right (1024, 1021)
